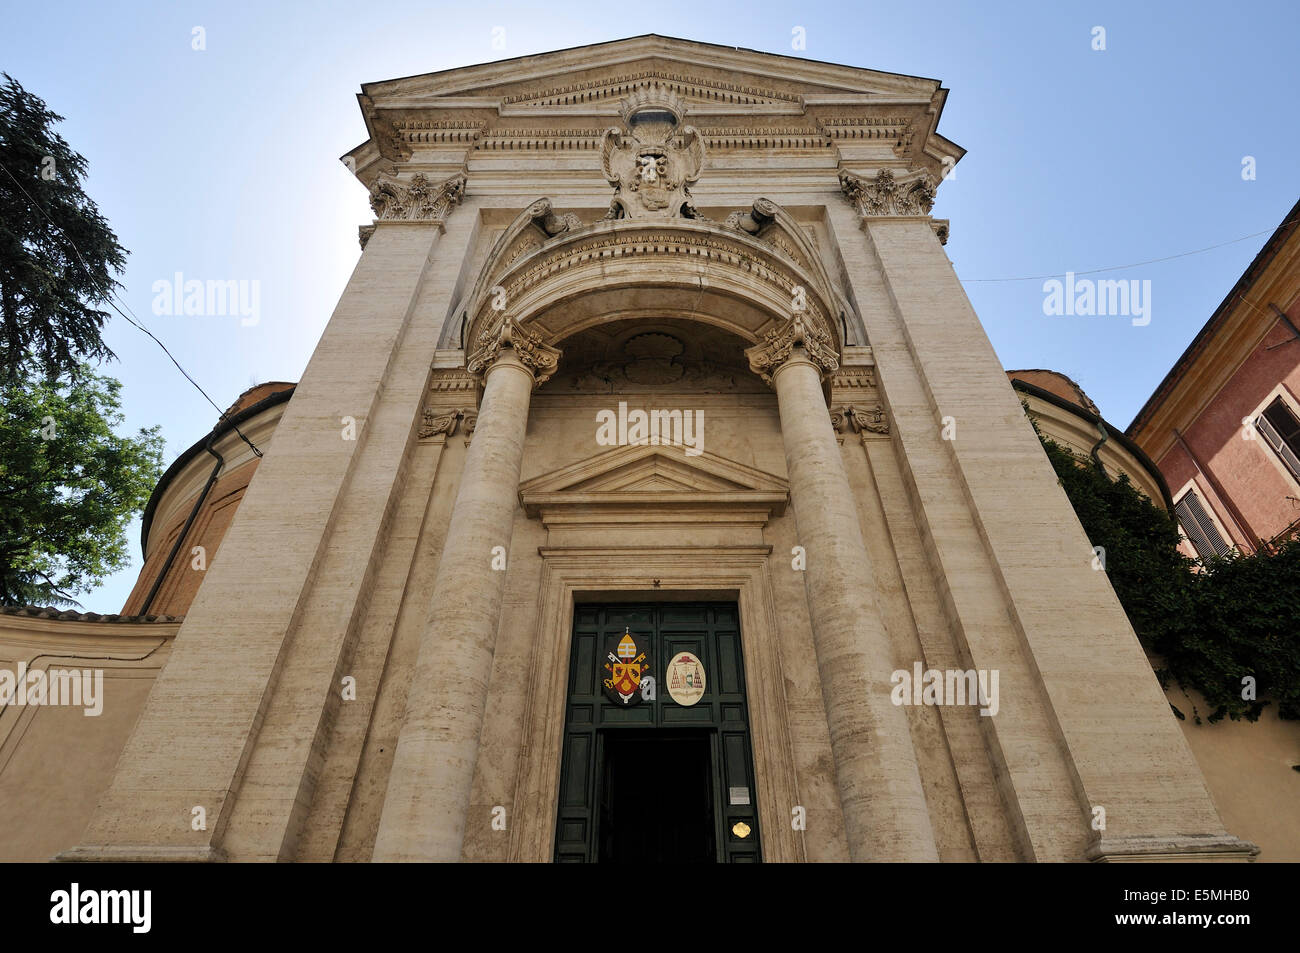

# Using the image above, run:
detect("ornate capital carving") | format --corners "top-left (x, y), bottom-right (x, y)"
top-left (839, 168), bottom-right (936, 217)
top-left (744, 311), bottom-right (840, 385)
top-left (830, 404), bottom-right (890, 436)
top-left (466, 315), bottom-right (562, 387)
top-left (368, 169), bottom-right (466, 223)
top-left (357, 224), bottom-right (376, 249)
top-left (601, 84), bottom-right (706, 222)
top-left (418, 408), bottom-right (462, 440)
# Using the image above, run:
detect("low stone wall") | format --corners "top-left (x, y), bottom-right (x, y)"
top-left (0, 609), bottom-right (178, 861)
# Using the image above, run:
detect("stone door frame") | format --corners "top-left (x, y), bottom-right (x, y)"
top-left (506, 546), bottom-right (806, 862)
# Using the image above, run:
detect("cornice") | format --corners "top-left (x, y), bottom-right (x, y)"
top-left (465, 124), bottom-right (841, 154)
top-left (389, 111), bottom-right (913, 137)
top-left (393, 118), bottom-right (487, 146)
top-left (391, 118), bottom-right (906, 157)
top-left (0, 609), bottom-right (182, 634)
top-left (500, 68), bottom-right (802, 108)
top-left (831, 366), bottom-right (876, 391)
top-left (818, 117), bottom-right (912, 142)
top-left (519, 443), bottom-right (789, 524)
top-left (359, 36), bottom-right (943, 104)
top-left (348, 37), bottom-right (964, 184)
top-left (428, 368), bottom-right (479, 392)
top-left (473, 127), bottom-right (604, 151)
top-left (1132, 307), bottom-right (1289, 464)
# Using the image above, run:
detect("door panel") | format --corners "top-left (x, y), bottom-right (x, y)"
top-left (554, 602), bottom-right (762, 862)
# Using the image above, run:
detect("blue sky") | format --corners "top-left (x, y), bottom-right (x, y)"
top-left (3, 0), bottom-right (1298, 611)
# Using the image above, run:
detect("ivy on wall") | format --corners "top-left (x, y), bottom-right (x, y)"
top-left (1030, 416), bottom-right (1300, 724)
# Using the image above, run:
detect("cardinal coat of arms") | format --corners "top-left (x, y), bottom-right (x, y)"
top-left (600, 86), bottom-right (705, 221)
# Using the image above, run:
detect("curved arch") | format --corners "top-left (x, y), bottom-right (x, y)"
top-left (453, 198), bottom-right (583, 332)
top-left (463, 200), bottom-right (845, 384)
top-left (728, 197), bottom-right (859, 345)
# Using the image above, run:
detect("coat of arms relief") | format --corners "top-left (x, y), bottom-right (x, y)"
top-left (601, 85), bottom-right (705, 221)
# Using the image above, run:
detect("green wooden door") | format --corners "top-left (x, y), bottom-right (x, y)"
top-left (554, 602), bottom-right (762, 863)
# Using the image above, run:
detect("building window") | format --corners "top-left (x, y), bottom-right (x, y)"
top-left (1256, 396), bottom-right (1300, 482)
top-left (1174, 488), bottom-right (1232, 558)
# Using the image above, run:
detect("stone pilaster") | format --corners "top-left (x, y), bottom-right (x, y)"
top-left (749, 336), bottom-right (938, 861)
top-left (826, 183), bottom-right (1255, 861)
top-left (58, 209), bottom-right (474, 862)
top-left (374, 338), bottom-right (558, 861)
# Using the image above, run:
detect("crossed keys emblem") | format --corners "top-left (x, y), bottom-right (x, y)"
top-left (602, 627), bottom-right (651, 706)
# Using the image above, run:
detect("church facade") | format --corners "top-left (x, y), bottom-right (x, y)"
top-left (40, 36), bottom-right (1260, 862)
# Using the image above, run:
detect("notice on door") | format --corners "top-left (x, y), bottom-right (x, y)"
top-left (666, 651), bottom-right (706, 706)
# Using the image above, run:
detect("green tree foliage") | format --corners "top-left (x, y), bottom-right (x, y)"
top-left (0, 73), bottom-right (127, 383)
top-left (1167, 544), bottom-right (1300, 722)
top-left (0, 365), bottom-right (163, 607)
top-left (1034, 423), bottom-right (1300, 723)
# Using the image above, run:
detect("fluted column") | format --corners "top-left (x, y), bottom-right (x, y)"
top-left (374, 322), bottom-right (559, 861)
top-left (748, 318), bottom-right (937, 861)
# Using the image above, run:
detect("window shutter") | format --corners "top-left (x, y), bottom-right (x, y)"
top-left (1258, 400), bottom-right (1300, 481)
top-left (1175, 490), bottom-right (1230, 558)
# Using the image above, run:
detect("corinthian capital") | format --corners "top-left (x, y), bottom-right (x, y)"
top-left (369, 169), bottom-right (467, 223)
top-left (466, 315), bottom-right (562, 387)
top-left (839, 168), bottom-right (936, 217)
top-left (744, 311), bottom-right (840, 385)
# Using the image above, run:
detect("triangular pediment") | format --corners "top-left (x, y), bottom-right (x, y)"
top-left (360, 36), bottom-right (944, 106)
top-left (347, 35), bottom-right (964, 203)
top-left (519, 443), bottom-right (788, 518)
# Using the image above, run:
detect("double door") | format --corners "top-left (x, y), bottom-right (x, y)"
top-left (553, 602), bottom-right (762, 863)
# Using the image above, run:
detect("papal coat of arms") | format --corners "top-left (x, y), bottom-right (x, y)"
top-left (602, 628), bottom-right (651, 706)
top-left (600, 85), bottom-right (705, 221)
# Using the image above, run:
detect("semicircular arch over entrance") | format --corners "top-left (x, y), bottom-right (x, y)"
top-left (458, 198), bottom-right (850, 389)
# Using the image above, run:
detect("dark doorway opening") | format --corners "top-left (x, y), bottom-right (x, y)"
top-left (598, 731), bottom-right (715, 863)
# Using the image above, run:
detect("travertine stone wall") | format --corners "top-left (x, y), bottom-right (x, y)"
top-left (375, 351), bottom-right (539, 861)
top-left (840, 427), bottom-right (1020, 861)
top-left (772, 350), bottom-right (936, 860)
top-left (831, 207), bottom-right (1242, 860)
top-left (65, 218), bottom-right (469, 861)
top-left (60, 38), bottom-right (1256, 863)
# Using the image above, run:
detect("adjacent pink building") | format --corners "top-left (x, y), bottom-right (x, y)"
top-left (1128, 198), bottom-right (1300, 559)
